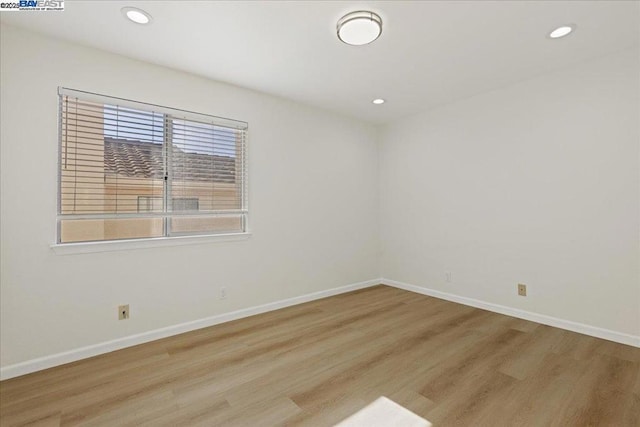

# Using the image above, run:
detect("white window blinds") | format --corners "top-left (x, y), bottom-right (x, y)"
top-left (58, 87), bottom-right (248, 243)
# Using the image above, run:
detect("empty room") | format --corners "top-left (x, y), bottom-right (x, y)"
top-left (0, 1), bottom-right (638, 425)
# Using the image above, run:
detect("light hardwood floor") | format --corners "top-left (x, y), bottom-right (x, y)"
top-left (1, 285), bottom-right (639, 426)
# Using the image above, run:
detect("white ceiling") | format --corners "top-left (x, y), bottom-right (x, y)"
top-left (2, 1), bottom-right (638, 124)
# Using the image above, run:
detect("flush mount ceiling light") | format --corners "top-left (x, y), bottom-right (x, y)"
top-left (337, 11), bottom-right (382, 46)
top-left (372, 98), bottom-right (385, 105)
top-left (121, 7), bottom-right (152, 25)
top-left (548, 24), bottom-right (575, 39)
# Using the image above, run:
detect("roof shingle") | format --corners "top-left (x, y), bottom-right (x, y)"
top-left (104, 138), bottom-right (236, 183)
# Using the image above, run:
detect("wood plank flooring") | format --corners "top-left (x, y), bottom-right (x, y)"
top-left (1, 285), bottom-right (638, 426)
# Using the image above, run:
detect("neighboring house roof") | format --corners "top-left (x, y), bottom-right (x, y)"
top-left (104, 138), bottom-right (236, 183)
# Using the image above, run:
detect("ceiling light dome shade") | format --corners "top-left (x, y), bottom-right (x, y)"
top-left (337, 11), bottom-right (382, 46)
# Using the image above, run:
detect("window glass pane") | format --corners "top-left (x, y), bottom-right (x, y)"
top-left (60, 218), bottom-right (163, 243)
top-left (169, 118), bottom-right (243, 213)
top-left (170, 215), bottom-right (243, 235)
top-left (60, 98), bottom-right (165, 215)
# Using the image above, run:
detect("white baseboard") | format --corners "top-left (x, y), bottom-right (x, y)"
top-left (4, 277), bottom-right (636, 380)
top-left (0, 278), bottom-right (382, 381)
top-left (382, 278), bottom-right (640, 348)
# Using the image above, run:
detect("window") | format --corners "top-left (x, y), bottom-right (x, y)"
top-left (57, 88), bottom-right (248, 244)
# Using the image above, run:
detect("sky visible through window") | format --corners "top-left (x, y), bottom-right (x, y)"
top-left (103, 105), bottom-right (236, 157)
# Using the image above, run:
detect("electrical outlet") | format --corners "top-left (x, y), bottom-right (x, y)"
top-left (518, 284), bottom-right (527, 297)
top-left (445, 271), bottom-right (452, 283)
top-left (118, 304), bottom-right (129, 320)
top-left (220, 287), bottom-right (227, 300)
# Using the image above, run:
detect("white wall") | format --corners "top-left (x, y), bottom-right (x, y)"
top-left (0, 24), bottom-right (379, 369)
top-left (380, 48), bottom-right (640, 337)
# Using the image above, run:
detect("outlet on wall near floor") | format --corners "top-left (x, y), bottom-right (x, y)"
top-left (118, 304), bottom-right (129, 320)
top-left (445, 271), bottom-right (452, 283)
top-left (518, 284), bottom-right (527, 297)
top-left (220, 287), bottom-right (227, 300)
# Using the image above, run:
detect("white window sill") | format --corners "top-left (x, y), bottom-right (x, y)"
top-left (51, 232), bottom-right (252, 255)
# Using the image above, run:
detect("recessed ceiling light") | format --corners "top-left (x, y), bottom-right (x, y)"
top-left (337, 11), bottom-right (382, 46)
top-left (372, 98), bottom-right (385, 105)
top-left (549, 25), bottom-right (575, 39)
top-left (121, 7), bottom-right (152, 25)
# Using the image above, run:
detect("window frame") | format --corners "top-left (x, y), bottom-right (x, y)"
top-left (54, 87), bottom-right (250, 250)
